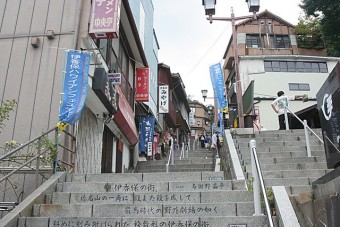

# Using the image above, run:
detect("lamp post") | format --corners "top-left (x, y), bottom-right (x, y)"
top-left (202, 0), bottom-right (260, 128)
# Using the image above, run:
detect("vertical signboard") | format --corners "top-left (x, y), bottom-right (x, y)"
top-left (316, 63), bottom-right (340, 168)
top-left (136, 68), bottom-right (150, 102)
top-left (59, 50), bottom-right (91, 125)
top-left (138, 116), bottom-right (155, 154)
top-left (159, 85), bottom-right (169, 113)
top-left (209, 63), bottom-right (228, 110)
top-left (89, 0), bottom-right (121, 39)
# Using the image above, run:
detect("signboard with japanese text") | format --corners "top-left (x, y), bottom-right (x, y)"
top-left (138, 116), bottom-right (155, 154)
top-left (159, 85), bottom-right (169, 113)
top-left (210, 63), bottom-right (228, 110)
top-left (59, 50), bottom-right (91, 125)
top-left (136, 68), bottom-right (150, 102)
top-left (108, 73), bottom-right (121, 85)
top-left (89, 0), bottom-right (121, 39)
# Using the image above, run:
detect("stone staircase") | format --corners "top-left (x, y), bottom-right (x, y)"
top-left (17, 147), bottom-right (270, 227)
top-left (233, 129), bottom-right (331, 226)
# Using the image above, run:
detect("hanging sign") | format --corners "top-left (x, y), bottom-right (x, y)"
top-left (89, 0), bottom-right (121, 39)
top-left (138, 116), bottom-right (155, 153)
top-left (136, 68), bottom-right (150, 102)
top-left (159, 85), bottom-right (169, 113)
top-left (59, 50), bottom-right (91, 125)
top-left (210, 63), bottom-right (228, 110)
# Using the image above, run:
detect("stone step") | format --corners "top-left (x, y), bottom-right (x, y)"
top-left (246, 169), bottom-right (329, 179)
top-left (65, 172), bottom-right (224, 183)
top-left (240, 145), bottom-right (324, 153)
top-left (263, 177), bottom-right (314, 187)
top-left (136, 168), bottom-right (214, 173)
top-left (137, 158), bottom-right (214, 166)
top-left (245, 162), bottom-right (328, 172)
top-left (241, 156), bottom-right (326, 166)
top-left (58, 180), bottom-right (234, 193)
top-left (32, 202), bottom-right (255, 218)
top-left (51, 190), bottom-right (252, 205)
top-left (19, 216), bottom-right (269, 227)
top-left (256, 129), bottom-right (321, 135)
top-left (238, 150), bottom-right (326, 160)
top-left (235, 135), bottom-right (320, 143)
top-left (136, 163), bottom-right (213, 170)
top-left (236, 140), bottom-right (322, 148)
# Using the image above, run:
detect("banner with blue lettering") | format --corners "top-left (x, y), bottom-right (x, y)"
top-left (209, 63), bottom-right (228, 110)
top-left (138, 116), bottom-right (155, 153)
top-left (59, 50), bottom-right (91, 125)
top-left (218, 111), bottom-right (224, 136)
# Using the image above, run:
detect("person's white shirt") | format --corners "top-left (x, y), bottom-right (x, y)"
top-left (211, 133), bottom-right (219, 148)
top-left (271, 95), bottom-right (295, 115)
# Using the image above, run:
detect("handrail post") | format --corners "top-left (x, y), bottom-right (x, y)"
top-left (284, 107), bottom-right (289, 130)
top-left (304, 120), bottom-right (312, 157)
top-left (171, 145), bottom-right (174, 165)
top-left (35, 138), bottom-right (41, 189)
top-left (250, 139), bottom-right (262, 215)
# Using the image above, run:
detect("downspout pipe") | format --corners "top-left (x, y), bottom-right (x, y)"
top-left (72, 0), bottom-right (83, 50)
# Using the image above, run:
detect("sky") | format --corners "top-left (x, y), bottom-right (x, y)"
top-left (153, 0), bottom-right (304, 105)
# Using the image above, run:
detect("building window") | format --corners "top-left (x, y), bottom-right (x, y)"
top-left (264, 61), bottom-right (328, 73)
top-left (289, 83), bottom-right (310, 91)
top-left (246, 34), bottom-right (263, 48)
top-left (272, 35), bottom-right (290, 48)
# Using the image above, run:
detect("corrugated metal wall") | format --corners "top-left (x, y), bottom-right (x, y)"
top-left (0, 0), bottom-right (77, 149)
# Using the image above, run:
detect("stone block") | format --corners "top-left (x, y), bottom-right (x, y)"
top-left (201, 191), bottom-right (253, 203)
top-left (19, 217), bottom-right (49, 227)
top-left (61, 182), bottom-right (169, 193)
top-left (93, 204), bottom-right (163, 217)
top-left (236, 202), bottom-right (255, 216)
top-left (142, 172), bottom-right (201, 182)
top-left (200, 215), bottom-right (268, 227)
top-left (49, 218), bottom-right (122, 227)
top-left (134, 192), bottom-right (200, 204)
top-left (202, 170), bottom-right (224, 181)
top-left (85, 173), bottom-right (143, 183)
top-left (52, 192), bottom-right (70, 204)
top-left (121, 217), bottom-right (200, 226)
top-left (70, 192), bottom-right (133, 204)
top-left (169, 180), bottom-right (232, 192)
top-left (37, 204), bottom-right (92, 217)
top-left (162, 203), bottom-right (236, 217)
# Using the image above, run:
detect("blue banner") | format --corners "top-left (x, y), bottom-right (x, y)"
top-left (138, 116), bottom-right (155, 153)
top-left (59, 50), bottom-right (91, 125)
top-left (218, 112), bottom-right (224, 136)
top-left (209, 63), bottom-right (228, 110)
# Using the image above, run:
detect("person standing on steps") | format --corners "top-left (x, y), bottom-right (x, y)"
top-left (211, 130), bottom-right (221, 158)
top-left (271, 91), bottom-right (305, 130)
top-left (199, 133), bottom-right (205, 149)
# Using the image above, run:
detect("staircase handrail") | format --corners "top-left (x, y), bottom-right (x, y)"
top-left (284, 106), bottom-right (324, 157)
top-left (284, 106), bottom-right (324, 143)
top-left (0, 126), bottom-right (76, 187)
top-left (249, 139), bottom-right (274, 227)
top-left (166, 144), bottom-right (174, 173)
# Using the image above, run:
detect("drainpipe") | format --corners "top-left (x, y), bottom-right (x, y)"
top-left (72, 0), bottom-right (83, 49)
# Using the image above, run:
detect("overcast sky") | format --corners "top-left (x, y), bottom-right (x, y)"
top-left (153, 0), bottom-right (304, 105)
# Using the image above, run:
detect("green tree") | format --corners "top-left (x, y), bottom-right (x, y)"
top-left (295, 15), bottom-right (324, 49)
top-left (0, 99), bottom-right (16, 133)
top-left (300, 0), bottom-right (340, 56)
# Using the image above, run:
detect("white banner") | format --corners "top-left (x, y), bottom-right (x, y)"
top-left (158, 85), bottom-right (169, 113)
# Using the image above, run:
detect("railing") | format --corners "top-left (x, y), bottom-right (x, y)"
top-left (166, 143), bottom-right (174, 173)
top-left (249, 139), bottom-right (274, 227)
top-left (284, 106), bottom-right (324, 157)
top-left (179, 142), bottom-right (189, 160)
top-left (0, 126), bottom-right (76, 189)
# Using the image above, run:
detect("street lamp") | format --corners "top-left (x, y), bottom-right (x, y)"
top-left (202, 1), bottom-right (260, 128)
top-left (201, 89), bottom-right (208, 101)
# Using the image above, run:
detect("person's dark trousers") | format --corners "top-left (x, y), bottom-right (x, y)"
top-left (200, 140), bottom-right (205, 148)
top-left (278, 113), bottom-right (292, 130)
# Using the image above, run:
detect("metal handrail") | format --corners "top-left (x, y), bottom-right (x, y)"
top-left (323, 131), bottom-right (340, 153)
top-left (166, 143), bottom-right (174, 173)
top-left (0, 126), bottom-right (76, 187)
top-left (284, 106), bottom-right (324, 143)
top-left (250, 140), bottom-right (274, 227)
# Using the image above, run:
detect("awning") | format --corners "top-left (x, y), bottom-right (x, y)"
top-left (113, 87), bottom-right (138, 146)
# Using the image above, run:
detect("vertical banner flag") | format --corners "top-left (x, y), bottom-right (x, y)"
top-left (138, 116), bottom-right (155, 153)
top-left (209, 63), bottom-right (228, 110)
top-left (89, 0), bottom-right (121, 39)
top-left (59, 50), bottom-right (91, 126)
top-left (159, 85), bottom-right (169, 113)
top-left (136, 68), bottom-right (150, 102)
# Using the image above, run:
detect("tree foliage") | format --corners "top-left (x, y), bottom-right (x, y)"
top-left (300, 0), bottom-right (340, 56)
top-left (0, 99), bottom-right (16, 133)
top-left (295, 15), bottom-right (324, 49)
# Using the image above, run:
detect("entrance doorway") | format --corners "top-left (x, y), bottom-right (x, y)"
top-left (101, 126), bottom-right (114, 173)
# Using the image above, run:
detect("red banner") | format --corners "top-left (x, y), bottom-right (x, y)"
top-left (136, 68), bottom-right (150, 102)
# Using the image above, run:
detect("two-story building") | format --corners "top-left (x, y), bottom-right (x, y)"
top-left (223, 10), bottom-right (340, 130)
